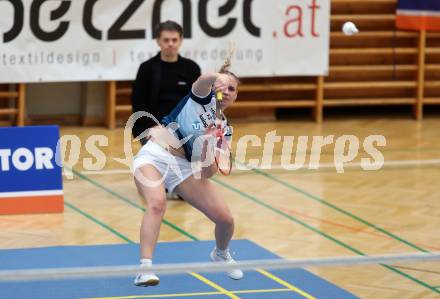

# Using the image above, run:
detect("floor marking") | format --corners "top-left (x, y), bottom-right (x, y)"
top-left (257, 269), bottom-right (317, 299)
top-left (392, 265), bottom-right (440, 275)
top-left (273, 204), bottom-right (440, 251)
top-left (189, 272), bottom-right (240, 299)
top-left (67, 158), bottom-right (440, 177)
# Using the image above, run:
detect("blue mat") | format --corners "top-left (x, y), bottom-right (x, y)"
top-left (0, 240), bottom-right (359, 299)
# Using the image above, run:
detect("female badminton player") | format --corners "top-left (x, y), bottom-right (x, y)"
top-left (132, 65), bottom-right (241, 287)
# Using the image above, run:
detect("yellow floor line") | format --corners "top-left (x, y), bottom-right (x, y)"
top-left (257, 269), bottom-right (317, 299)
top-left (189, 272), bottom-right (240, 299)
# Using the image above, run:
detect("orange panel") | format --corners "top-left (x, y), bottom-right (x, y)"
top-left (396, 15), bottom-right (440, 31)
top-left (0, 195), bottom-right (64, 215)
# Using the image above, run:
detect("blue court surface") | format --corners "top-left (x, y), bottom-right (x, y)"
top-left (0, 240), bottom-right (358, 299)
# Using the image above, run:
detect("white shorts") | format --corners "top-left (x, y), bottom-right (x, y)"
top-left (132, 141), bottom-right (197, 193)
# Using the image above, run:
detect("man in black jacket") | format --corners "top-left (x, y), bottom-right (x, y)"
top-left (131, 21), bottom-right (201, 145)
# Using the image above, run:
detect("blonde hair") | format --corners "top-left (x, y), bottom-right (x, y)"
top-left (219, 55), bottom-right (232, 73)
top-left (219, 58), bottom-right (239, 84)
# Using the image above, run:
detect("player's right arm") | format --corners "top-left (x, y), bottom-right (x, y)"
top-left (192, 73), bottom-right (230, 98)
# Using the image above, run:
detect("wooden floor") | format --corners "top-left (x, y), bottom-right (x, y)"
top-left (1, 116), bottom-right (440, 298)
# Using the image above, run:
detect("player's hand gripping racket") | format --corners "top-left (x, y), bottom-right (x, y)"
top-left (214, 43), bottom-right (235, 175)
top-left (214, 90), bottom-right (232, 176)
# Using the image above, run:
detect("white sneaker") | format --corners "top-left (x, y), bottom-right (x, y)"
top-left (134, 260), bottom-right (159, 287)
top-left (134, 272), bottom-right (160, 287)
top-left (210, 248), bottom-right (243, 280)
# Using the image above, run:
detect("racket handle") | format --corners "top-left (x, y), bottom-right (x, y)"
top-left (216, 91), bottom-right (223, 101)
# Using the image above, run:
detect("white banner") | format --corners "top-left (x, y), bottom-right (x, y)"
top-left (0, 0), bottom-right (329, 83)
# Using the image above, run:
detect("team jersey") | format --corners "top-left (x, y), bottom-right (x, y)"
top-left (162, 90), bottom-right (232, 161)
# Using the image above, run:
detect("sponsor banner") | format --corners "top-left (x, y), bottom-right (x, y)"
top-left (396, 0), bottom-right (440, 30)
top-left (0, 125), bottom-right (63, 214)
top-left (0, 0), bottom-right (330, 83)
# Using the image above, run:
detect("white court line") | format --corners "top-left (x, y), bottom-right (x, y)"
top-left (64, 159), bottom-right (440, 176)
top-left (275, 158), bottom-right (440, 170)
top-left (0, 190), bottom-right (63, 198)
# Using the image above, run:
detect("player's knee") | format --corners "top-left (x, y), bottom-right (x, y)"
top-left (216, 213), bottom-right (234, 228)
top-left (148, 196), bottom-right (167, 215)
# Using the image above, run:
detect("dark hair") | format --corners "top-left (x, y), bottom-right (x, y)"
top-left (155, 20), bottom-right (183, 38)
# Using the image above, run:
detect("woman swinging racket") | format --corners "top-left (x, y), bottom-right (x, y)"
top-left (132, 56), bottom-right (241, 286)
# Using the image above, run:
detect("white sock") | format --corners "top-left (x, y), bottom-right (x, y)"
top-left (215, 247), bottom-right (229, 256)
top-left (140, 258), bottom-right (152, 268)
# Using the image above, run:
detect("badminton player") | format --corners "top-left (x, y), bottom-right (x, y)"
top-left (132, 64), bottom-right (241, 286)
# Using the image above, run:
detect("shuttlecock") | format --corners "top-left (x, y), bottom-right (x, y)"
top-left (342, 21), bottom-right (359, 36)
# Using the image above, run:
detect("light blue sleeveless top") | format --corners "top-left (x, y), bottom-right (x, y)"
top-left (162, 91), bottom-right (232, 161)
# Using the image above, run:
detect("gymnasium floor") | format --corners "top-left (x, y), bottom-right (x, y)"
top-left (1, 117), bottom-right (440, 298)
top-left (0, 240), bottom-right (358, 299)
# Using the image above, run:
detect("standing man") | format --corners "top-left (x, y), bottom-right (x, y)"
top-left (131, 20), bottom-right (201, 144)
